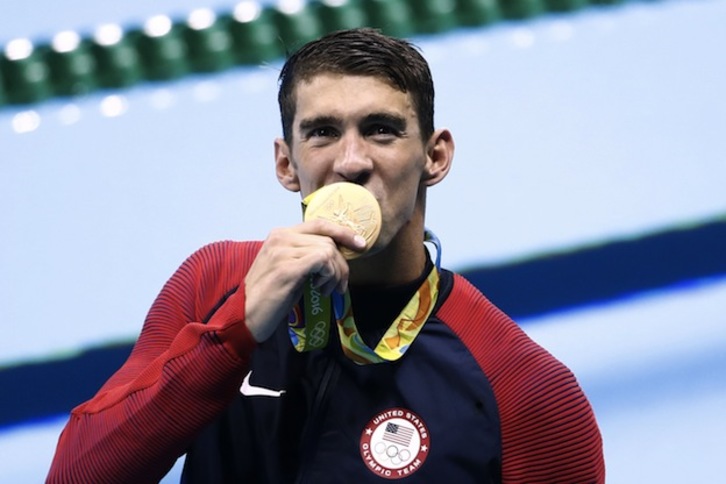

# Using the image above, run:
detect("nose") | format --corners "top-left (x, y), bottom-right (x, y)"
top-left (333, 133), bottom-right (373, 185)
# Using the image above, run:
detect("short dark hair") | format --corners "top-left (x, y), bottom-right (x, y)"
top-left (277, 28), bottom-right (435, 144)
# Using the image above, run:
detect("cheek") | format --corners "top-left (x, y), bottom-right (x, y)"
top-left (383, 170), bottom-right (424, 218)
top-left (291, 156), bottom-right (330, 196)
top-left (390, 159), bottom-right (426, 195)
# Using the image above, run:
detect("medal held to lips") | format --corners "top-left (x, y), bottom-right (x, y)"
top-left (303, 182), bottom-right (382, 259)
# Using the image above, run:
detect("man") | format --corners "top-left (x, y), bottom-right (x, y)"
top-left (48, 28), bottom-right (604, 483)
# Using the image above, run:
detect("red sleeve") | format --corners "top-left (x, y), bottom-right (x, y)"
top-left (47, 241), bottom-right (262, 484)
top-left (439, 274), bottom-right (606, 483)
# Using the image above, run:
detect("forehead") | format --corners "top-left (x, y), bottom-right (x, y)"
top-left (292, 73), bottom-right (416, 121)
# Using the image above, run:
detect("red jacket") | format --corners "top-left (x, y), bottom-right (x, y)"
top-left (48, 240), bottom-right (605, 483)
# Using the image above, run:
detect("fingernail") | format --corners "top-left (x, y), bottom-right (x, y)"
top-left (354, 235), bottom-right (366, 248)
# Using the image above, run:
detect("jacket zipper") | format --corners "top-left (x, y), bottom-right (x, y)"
top-left (294, 357), bottom-right (339, 484)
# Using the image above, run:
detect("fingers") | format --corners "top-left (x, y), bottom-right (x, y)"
top-left (300, 220), bottom-right (368, 255)
top-left (243, 220), bottom-right (363, 342)
top-left (301, 240), bottom-right (344, 293)
top-left (297, 219), bottom-right (369, 293)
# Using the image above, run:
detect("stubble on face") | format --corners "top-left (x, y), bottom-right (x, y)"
top-left (284, 74), bottom-right (432, 282)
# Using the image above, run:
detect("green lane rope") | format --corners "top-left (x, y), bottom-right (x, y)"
top-left (0, 0), bottom-right (635, 109)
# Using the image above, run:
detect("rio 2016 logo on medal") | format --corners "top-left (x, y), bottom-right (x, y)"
top-left (360, 407), bottom-right (430, 480)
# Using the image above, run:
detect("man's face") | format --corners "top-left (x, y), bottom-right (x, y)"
top-left (276, 73), bottom-right (433, 254)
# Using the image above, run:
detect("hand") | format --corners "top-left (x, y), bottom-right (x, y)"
top-left (244, 219), bottom-right (367, 343)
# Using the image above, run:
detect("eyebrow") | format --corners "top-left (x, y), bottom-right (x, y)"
top-left (298, 115), bottom-right (340, 135)
top-left (297, 112), bottom-right (408, 135)
top-left (363, 112), bottom-right (407, 132)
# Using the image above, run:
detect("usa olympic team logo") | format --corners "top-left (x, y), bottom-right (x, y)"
top-left (360, 407), bottom-right (430, 480)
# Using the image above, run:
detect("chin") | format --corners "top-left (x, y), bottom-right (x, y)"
top-left (365, 230), bottom-right (395, 257)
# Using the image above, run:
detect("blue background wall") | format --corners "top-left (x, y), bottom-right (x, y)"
top-left (1, 1), bottom-right (725, 481)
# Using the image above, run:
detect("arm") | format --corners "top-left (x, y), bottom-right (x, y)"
top-left (494, 342), bottom-right (605, 483)
top-left (440, 275), bottom-right (605, 483)
top-left (47, 241), bottom-right (260, 484)
top-left (48, 223), bottom-right (365, 484)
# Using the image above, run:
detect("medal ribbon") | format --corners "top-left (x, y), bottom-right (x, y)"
top-left (288, 229), bottom-right (442, 365)
top-left (288, 282), bottom-right (332, 352)
top-left (332, 264), bottom-right (439, 364)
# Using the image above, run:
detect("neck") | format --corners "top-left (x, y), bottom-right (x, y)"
top-left (348, 227), bottom-right (427, 286)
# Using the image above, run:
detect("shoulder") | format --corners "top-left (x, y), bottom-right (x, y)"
top-left (153, 240), bottom-right (263, 317)
top-left (182, 239), bottom-right (263, 288)
top-left (173, 240), bottom-right (264, 283)
top-left (185, 240), bottom-right (263, 269)
top-left (438, 271), bottom-right (604, 481)
top-left (436, 271), bottom-right (529, 368)
top-left (438, 271), bottom-right (584, 404)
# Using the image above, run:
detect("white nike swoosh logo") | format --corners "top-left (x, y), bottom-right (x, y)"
top-left (240, 370), bottom-right (286, 397)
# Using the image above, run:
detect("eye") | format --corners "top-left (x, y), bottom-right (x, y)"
top-left (308, 126), bottom-right (338, 138)
top-left (366, 124), bottom-right (400, 139)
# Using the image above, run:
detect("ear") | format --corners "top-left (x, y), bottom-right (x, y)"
top-left (274, 138), bottom-right (300, 192)
top-left (423, 128), bottom-right (454, 187)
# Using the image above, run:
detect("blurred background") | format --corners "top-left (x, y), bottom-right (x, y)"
top-left (1, 0), bottom-right (725, 481)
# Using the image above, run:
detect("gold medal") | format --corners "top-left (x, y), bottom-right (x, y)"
top-left (303, 182), bottom-right (382, 259)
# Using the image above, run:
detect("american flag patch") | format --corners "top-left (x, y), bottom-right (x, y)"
top-left (383, 422), bottom-right (414, 447)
